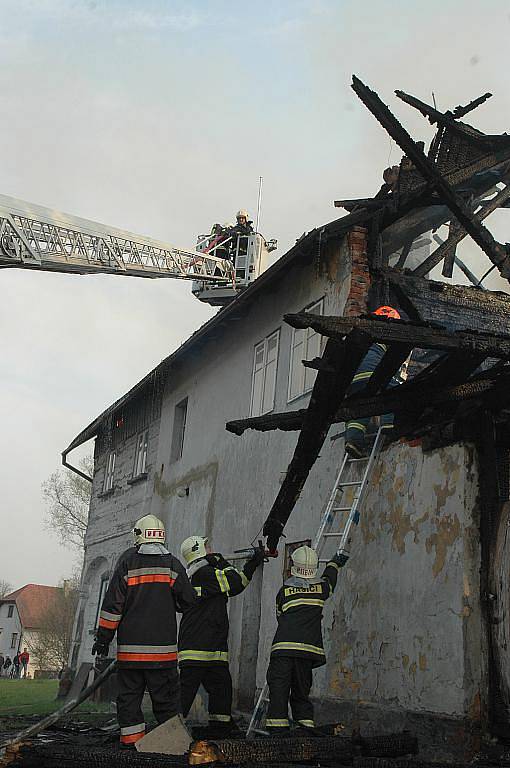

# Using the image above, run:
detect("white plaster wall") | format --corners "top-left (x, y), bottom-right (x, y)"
top-left (315, 441), bottom-right (483, 718)
top-left (74, 237), bottom-right (484, 720)
top-left (0, 602), bottom-right (22, 663)
top-left (75, 416), bottom-right (161, 667)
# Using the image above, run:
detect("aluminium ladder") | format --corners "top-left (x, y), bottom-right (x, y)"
top-left (246, 427), bottom-right (385, 738)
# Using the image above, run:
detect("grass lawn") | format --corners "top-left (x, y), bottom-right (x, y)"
top-left (0, 678), bottom-right (112, 716)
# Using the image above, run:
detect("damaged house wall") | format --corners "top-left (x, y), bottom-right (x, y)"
top-left (61, 80), bottom-right (510, 759)
top-left (69, 223), bottom-right (487, 748)
top-left (71, 389), bottom-right (163, 666)
top-left (317, 441), bottom-right (484, 738)
top-left (71, 231), bottom-right (353, 673)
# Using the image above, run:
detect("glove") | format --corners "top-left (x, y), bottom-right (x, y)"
top-left (207, 553), bottom-right (230, 569)
top-left (92, 639), bottom-right (110, 657)
top-left (248, 546), bottom-right (265, 567)
top-left (332, 552), bottom-right (349, 568)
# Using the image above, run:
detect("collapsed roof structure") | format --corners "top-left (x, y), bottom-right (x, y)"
top-left (225, 77), bottom-right (510, 736)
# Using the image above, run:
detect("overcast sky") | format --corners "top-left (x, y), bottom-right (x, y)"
top-left (2, 0), bottom-right (510, 590)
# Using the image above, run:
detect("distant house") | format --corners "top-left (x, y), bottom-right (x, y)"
top-left (0, 584), bottom-right (60, 677)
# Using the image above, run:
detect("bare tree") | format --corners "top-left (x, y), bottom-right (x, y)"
top-left (25, 577), bottom-right (80, 671)
top-left (42, 456), bottom-right (93, 550)
top-left (0, 579), bottom-right (13, 598)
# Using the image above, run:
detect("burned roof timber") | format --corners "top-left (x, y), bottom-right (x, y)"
top-left (226, 315), bottom-right (510, 436)
top-left (230, 312), bottom-right (510, 550)
top-left (261, 330), bottom-right (373, 550)
top-left (228, 78), bottom-right (510, 550)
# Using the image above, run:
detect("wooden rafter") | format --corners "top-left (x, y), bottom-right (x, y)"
top-left (285, 313), bottom-right (510, 359)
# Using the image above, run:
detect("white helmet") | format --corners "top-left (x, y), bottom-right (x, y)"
top-left (291, 545), bottom-right (318, 580)
top-left (181, 535), bottom-right (208, 565)
top-left (133, 514), bottom-right (166, 545)
top-left (236, 209), bottom-right (249, 220)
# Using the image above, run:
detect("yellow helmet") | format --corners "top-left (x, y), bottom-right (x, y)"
top-left (133, 514), bottom-right (166, 545)
top-left (181, 535), bottom-right (208, 565)
top-left (236, 209), bottom-right (249, 220)
top-left (291, 545), bottom-right (318, 580)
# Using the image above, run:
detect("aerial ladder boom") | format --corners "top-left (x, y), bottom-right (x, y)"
top-left (0, 193), bottom-right (234, 282)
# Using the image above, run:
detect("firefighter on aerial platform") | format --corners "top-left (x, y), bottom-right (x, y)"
top-left (344, 305), bottom-right (406, 459)
top-left (92, 514), bottom-right (196, 749)
top-left (265, 545), bottom-right (349, 735)
top-left (232, 209), bottom-right (254, 235)
top-left (178, 535), bottom-right (266, 732)
top-left (224, 209), bottom-right (254, 265)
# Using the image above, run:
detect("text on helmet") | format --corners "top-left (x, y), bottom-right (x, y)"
top-left (145, 529), bottom-right (165, 539)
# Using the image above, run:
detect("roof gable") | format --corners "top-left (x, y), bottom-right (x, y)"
top-left (3, 584), bottom-right (60, 629)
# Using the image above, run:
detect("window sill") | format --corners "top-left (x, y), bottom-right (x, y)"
top-left (98, 488), bottom-right (115, 499)
top-left (287, 389), bottom-right (313, 405)
top-left (127, 472), bottom-right (148, 486)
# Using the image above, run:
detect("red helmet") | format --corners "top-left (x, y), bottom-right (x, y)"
top-left (373, 305), bottom-right (400, 320)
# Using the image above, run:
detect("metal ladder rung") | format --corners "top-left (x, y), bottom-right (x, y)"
top-left (323, 531), bottom-right (344, 537)
top-left (337, 480), bottom-right (362, 487)
top-left (331, 506), bottom-right (353, 513)
top-left (347, 456), bottom-right (369, 463)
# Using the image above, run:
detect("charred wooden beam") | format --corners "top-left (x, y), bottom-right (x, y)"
top-left (227, 366), bottom-right (510, 438)
top-left (302, 357), bottom-right (336, 372)
top-left (207, 731), bottom-right (418, 764)
top-left (396, 89), bottom-right (493, 126)
top-left (386, 270), bottom-right (510, 334)
top-left (334, 197), bottom-right (387, 210)
top-left (381, 163), bottom-right (510, 258)
top-left (412, 184), bottom-right (510, 278)
top-left (227, 409), bottom-right (305, 435)
top-left (262, 330), bottom-right (372, 551)
top-left (454, 255), bottom-right (480, 287)
top-left (395, 240), bottom-right (413, 269)
top-left (285, 313), bottom-right (510, 359)
top-left (442, 220), bottom-right (462, 278)
top-left (351, 76), bottom-right (510, 280)
top-left (452, 92), bottom-right (493, 119)
top-left (364, 343), bottom-right (412, 393)
top-left (407, 350), bottom-right (487, 391)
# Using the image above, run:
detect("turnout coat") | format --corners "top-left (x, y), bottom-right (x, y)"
top-left (270, 560), bottom-right (340, 668)
top-left (178, 553), bottom-right (259, 666)
top-left (96, 546), bottom-right (196, 668)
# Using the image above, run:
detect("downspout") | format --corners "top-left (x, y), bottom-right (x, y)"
top-left (61, 449), bottom-right (92, 483)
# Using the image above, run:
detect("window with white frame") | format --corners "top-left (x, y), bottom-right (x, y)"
top-left (102, 451), bottom-right (116, 493)
top-left (170, 397), bottom-right (188, 462)
top-left (250, 330), bottom-right (280, 417)
top-left (133, 430), bottom-right (148, 477)
top-left (7, 605), bottom-right (14, 618)
top-left (288, 299), bottom-right (325, 402)
top-left (11, 632), bottom-right (17, 649)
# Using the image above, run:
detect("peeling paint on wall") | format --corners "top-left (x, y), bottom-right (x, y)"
top-left (426, 514), bottom-right (461, 578)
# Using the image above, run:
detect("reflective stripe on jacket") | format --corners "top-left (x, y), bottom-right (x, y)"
top-left (270, 562), bottom-right (339, 668)
top-left (178, 553), bottom-right (258, 666)
top-left (96, 546), bottom-right (195, 668)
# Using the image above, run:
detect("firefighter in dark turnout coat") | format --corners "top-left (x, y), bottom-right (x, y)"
top-left (265, 545), bottom-right (348, 733)
top-left (93, 514), bottom-right (196, 747)
top-left (345, 306), bottom-right (405, 459)
top-left (178, 535), bottom-right (265, 729)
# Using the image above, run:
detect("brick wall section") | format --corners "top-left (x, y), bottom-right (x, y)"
top-left (344, 225), bottom-right (370, 316)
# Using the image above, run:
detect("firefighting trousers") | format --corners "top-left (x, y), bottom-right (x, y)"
top-left (266, 656), bottom-right (314, 730)
top-left (180, 664), bottom-right (233, 724)
top-left (345, 376), bottom-right (398, 449)
top-left (116, 666), bottom-right (180, 745)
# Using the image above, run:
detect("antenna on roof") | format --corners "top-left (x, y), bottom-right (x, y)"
top-left (256, 176), bottom-right (263, 233)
